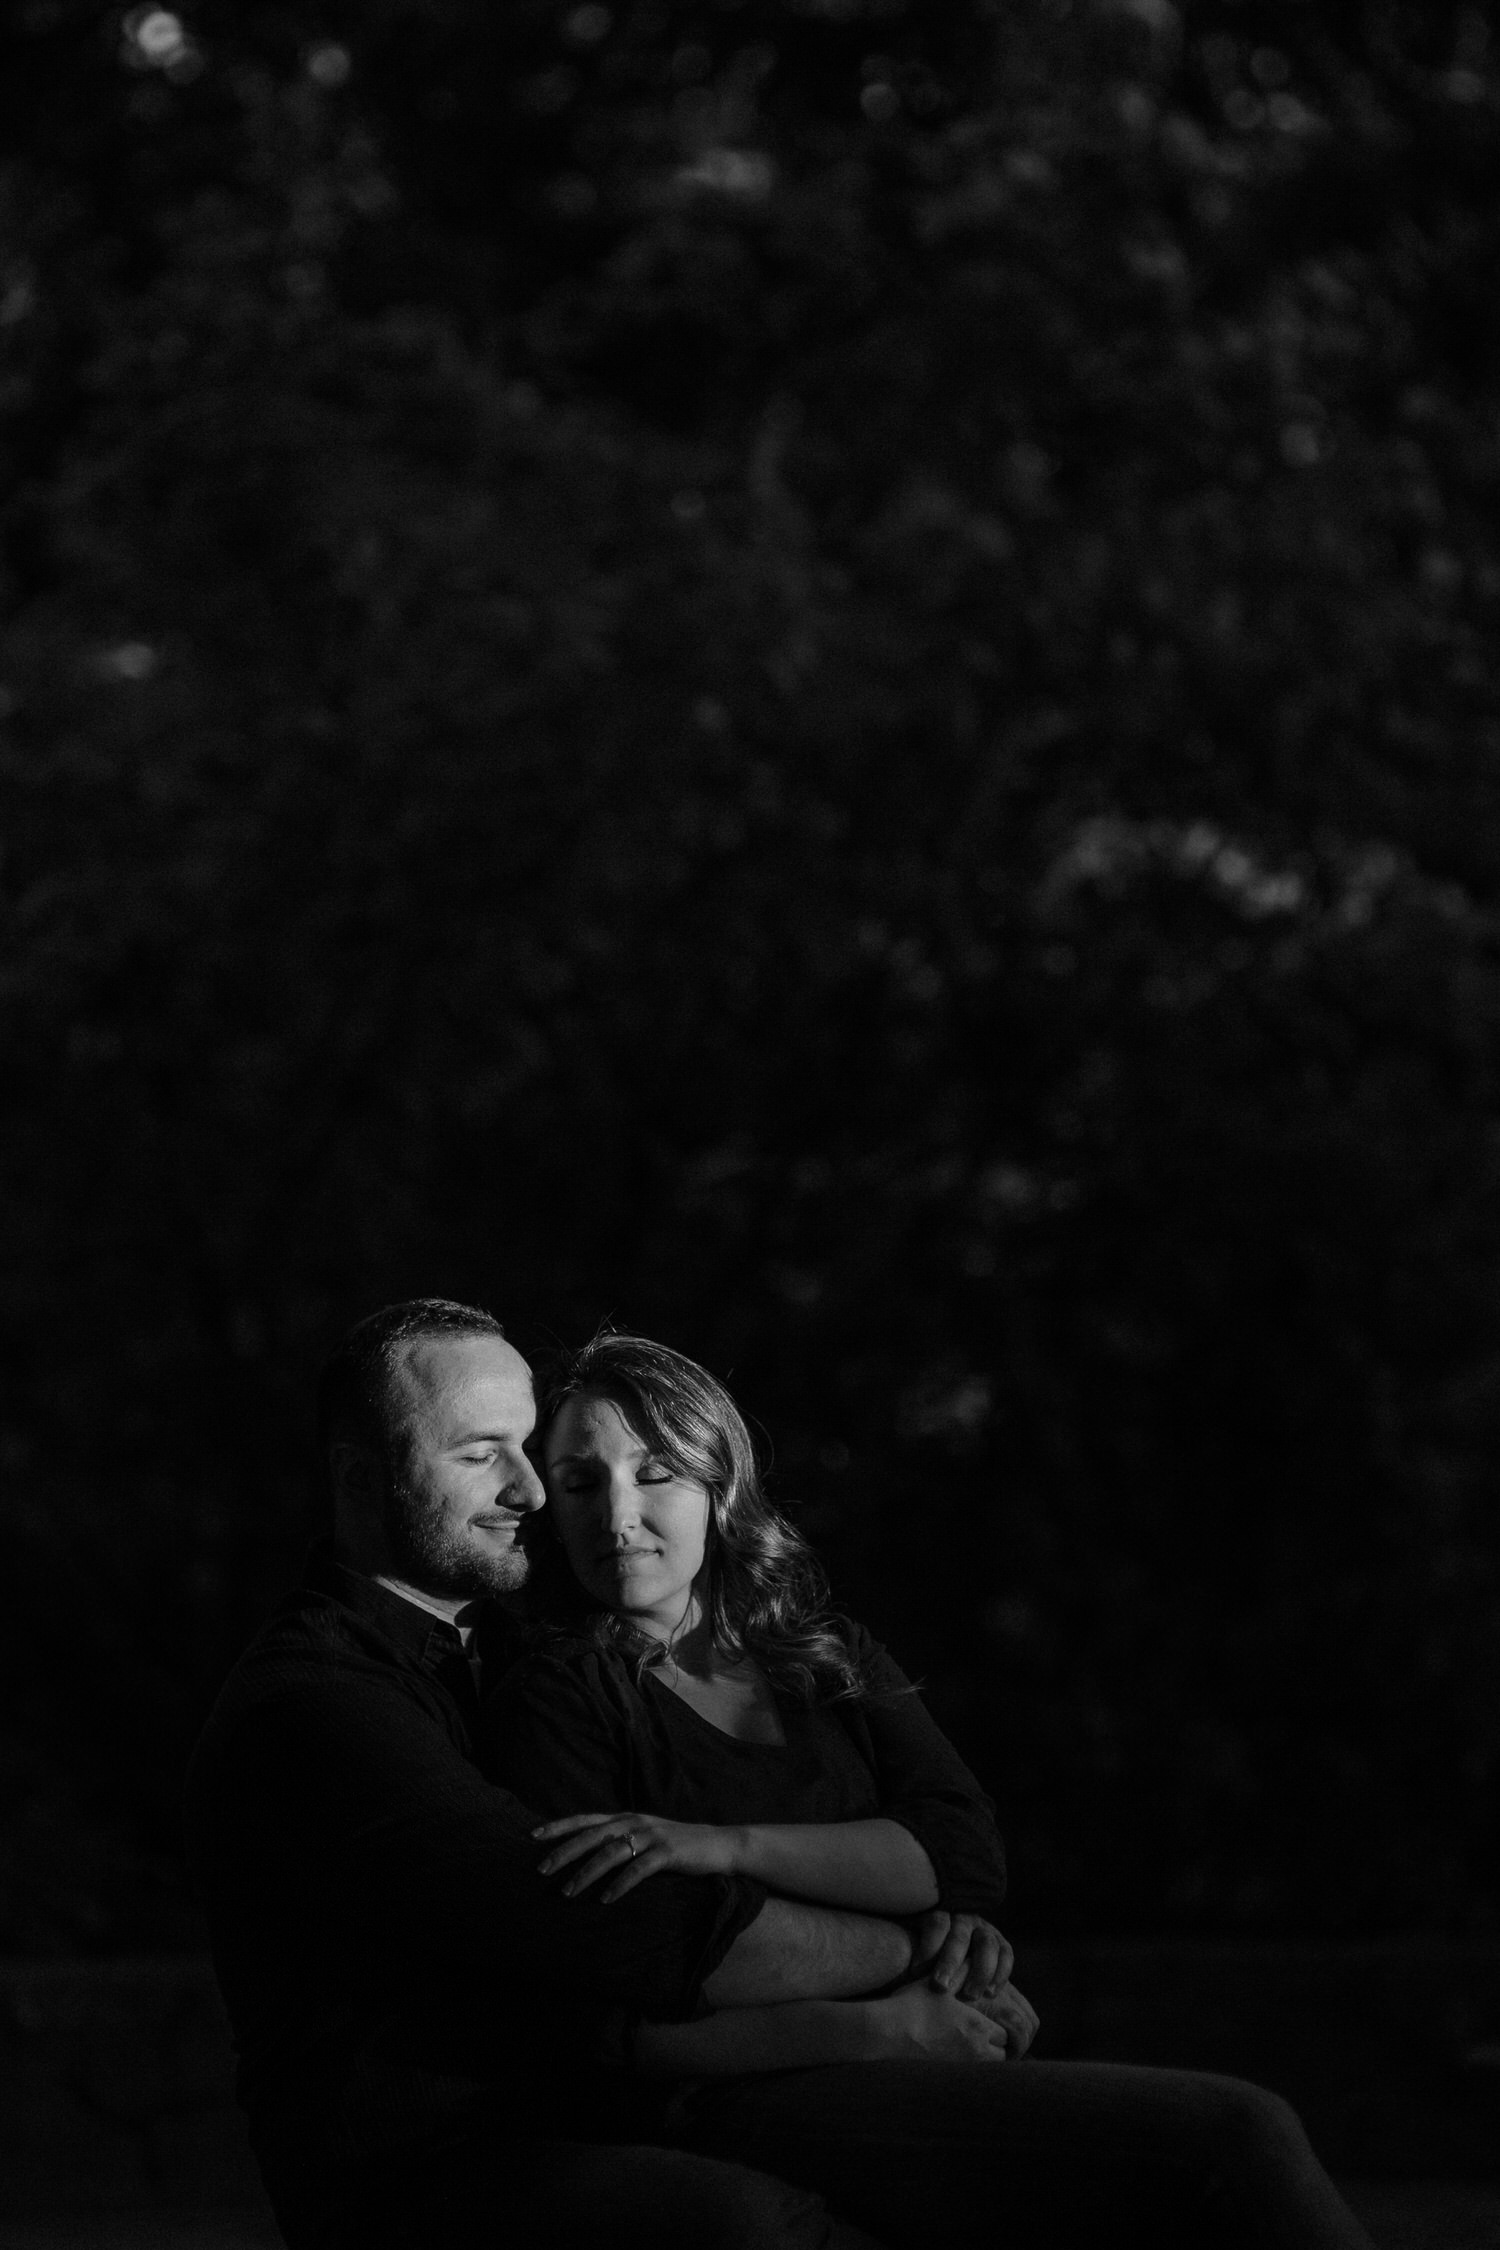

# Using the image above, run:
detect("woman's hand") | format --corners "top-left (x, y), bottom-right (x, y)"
top-left (859, 1984), bottom-right (1011, 2065)
top-left (533, 1812), bottom-right (740, 1901)
top-left (910, 1908), bottom-right (1015, 2001)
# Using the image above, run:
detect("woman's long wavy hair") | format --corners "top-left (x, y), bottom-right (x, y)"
top-left (532, 1332), bottom-right (868, 1705)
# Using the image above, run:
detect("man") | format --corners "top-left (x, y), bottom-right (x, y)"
top-left (187, 1299), bottom-right (1371, 2250)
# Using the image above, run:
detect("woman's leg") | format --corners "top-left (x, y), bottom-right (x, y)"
top-left (339, 2133), bottom-right (889, 2250)
top-left (677, 2059), bottom-right (1376, 2250)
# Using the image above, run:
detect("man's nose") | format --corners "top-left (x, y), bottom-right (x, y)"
top-left (508, 1458), bottom-right (546, 1512)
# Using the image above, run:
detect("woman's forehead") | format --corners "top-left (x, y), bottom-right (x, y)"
top-left (545, 1391), bottom-right (648, 1457)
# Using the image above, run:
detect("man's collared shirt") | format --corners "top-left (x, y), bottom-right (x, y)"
top-left (184, 1545), bottom-right (765, 2246)
top-left (370, 1573), bottom-right (487, 1693)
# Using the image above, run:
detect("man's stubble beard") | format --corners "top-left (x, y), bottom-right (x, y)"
top-left (382, 1468), bottom-right (532, 1602)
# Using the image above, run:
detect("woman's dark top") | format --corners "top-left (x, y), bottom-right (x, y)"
top-left (481, 1617), bottom-right (1006, 1920)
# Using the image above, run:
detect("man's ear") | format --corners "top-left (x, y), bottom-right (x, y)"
top-left (329, 1440), bottom-right (382, 1523)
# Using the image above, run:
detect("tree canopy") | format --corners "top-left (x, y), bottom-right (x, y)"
top-left (2, 0), bottom-right (1498, 1948)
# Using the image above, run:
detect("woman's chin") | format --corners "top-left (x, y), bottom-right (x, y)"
top-left (599, 1592), bottom-right (681, 1637)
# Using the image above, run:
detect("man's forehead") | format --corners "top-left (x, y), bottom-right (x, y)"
top-left (392, 1333), bottom-right (534, 1419)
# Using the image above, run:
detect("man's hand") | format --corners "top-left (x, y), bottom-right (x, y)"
top-left (858, 1984), bottom-right (1011, 2064)
top-left (970, 1980), bottom-right (1040, 2060)
top-left (533, 1812), bottom-right (738, 1902)
top-left (910, 1908), bottom-right (1015, 2001)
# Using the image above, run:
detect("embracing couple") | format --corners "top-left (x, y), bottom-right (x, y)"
top-left (186, 1299), bottom-right (1372, 2250)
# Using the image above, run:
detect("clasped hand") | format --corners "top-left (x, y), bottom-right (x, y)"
top-left (533, 1811), bottom-right (734, 1902)
top-left (532, 1822), bottom-right (1039, 2061)
top-left (901, 1908), bottom-right (1040, 2060)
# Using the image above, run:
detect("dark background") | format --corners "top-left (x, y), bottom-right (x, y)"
top-left (2, 0), bottom-right (1497, 1960)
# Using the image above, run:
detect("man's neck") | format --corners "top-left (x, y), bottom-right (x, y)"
top-left (370, 1572), bottom-right (469, 1627)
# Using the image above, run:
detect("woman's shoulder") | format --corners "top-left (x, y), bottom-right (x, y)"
top-left (512, 1620), bottom-right (605, 1665)
top-left (493, 1626), bottom-right (643, 1714)
top-left (823, 1611), bottom-right (885, 1666)
top-left (819, 1612), bottom-right (918, 1703)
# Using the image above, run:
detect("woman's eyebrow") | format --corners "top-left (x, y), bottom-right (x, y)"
top-left (546, 1441), bottom-right (650, 1466)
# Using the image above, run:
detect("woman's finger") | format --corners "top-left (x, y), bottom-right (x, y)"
top-left (599, 1850), bottom-right (663, 1904)
top-left (927, 1920), bottom-right (974, 1992)
top-left (532, 1814), bottom-right (619, 1839)
top-left (537, 1827), bottom-right (633, 1876)
top-left (561, 1857), bottom-right (620, 1896)
top-left (959, 1926), bottom-right (1001, 1998)
top-left (558, 1850), bottom-right (619, 1895)
top-left (560, 1836), bottom-right (640, 1895)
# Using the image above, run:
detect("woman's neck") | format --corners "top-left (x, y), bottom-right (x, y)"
top-left (645, 1607), bottom-right (720, 1677)
top-left (627, 1585), bottom-right (713, 1665)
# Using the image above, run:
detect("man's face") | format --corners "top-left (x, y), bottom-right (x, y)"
top-left (380, 1334), bottom-right (544, 1601)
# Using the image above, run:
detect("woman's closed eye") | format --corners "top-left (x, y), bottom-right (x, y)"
top-left (554, 1465), bottom-right (674, 1493)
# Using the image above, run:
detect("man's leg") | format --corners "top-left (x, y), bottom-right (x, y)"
top-left (340, 2133), bottom-right (888, 2250)
top-left (677, 2060), bottom-right (1376, 2250)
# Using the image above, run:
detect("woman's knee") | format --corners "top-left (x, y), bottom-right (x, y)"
top-left (651, 2152), bottom-right (845, 2250)
top-left (1188, 2071), bottom-right (1315, 2178)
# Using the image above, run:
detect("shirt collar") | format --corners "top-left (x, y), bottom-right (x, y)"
top-left (304, 1541), bottom-right (465, 1658)
top-left (303, 1540), bottom-right (521, 1677)
top-left (371, 1575), bottom-right (478, 1641)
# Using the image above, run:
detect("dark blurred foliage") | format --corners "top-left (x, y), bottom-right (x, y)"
top-left (2, 0), bottom-right (1499, 1950)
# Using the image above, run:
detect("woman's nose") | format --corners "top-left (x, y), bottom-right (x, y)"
top-left (604, 1475), bottom-right (641, 1536)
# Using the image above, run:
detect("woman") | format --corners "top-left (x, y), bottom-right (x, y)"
top-left (481, 1332), bottom-right (1374, 2250)
top-left (482, 1330), bottom-right (1027, 2051)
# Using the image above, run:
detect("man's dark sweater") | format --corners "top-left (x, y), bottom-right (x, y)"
top-left (184, 1551), bottom-right (766, 2248)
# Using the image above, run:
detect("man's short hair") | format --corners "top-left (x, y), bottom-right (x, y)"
top-left (316, 1298), bottom-right (508, 1473)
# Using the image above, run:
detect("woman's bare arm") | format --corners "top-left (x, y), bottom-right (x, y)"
top-left (536, 1811), bottom-right (938, 1913)
top-left (729, 1817), bottom-right (938, 1910)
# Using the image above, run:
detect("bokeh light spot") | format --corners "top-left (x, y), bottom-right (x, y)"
top-left (122, 7), bottom-right (192, 69)
top-left (305, 42), bottom-right (352, 89)
top-left (676, 146), bottom-right (775, 198)
top-left (565, 4), bottom-right (612, 44)
top-left (97, 641), bottom-right (159, 682)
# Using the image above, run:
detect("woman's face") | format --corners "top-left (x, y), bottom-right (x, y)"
top-left (542, 1392), bottom-right (711, 1640)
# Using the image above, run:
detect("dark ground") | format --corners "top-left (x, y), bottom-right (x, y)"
top-left (5, 2188), bottom-right (1492, 2250)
